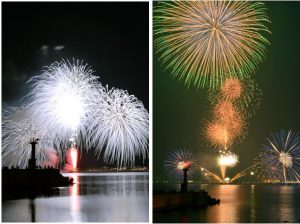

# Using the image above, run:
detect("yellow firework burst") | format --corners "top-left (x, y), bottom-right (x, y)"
top-left (154, 1), bottom-right (270, 89)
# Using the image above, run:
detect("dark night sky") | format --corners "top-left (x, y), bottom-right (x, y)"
top-left (2, 2), bottom-right (149, 168)
top-left (154, 2), bottom-right (300, 181)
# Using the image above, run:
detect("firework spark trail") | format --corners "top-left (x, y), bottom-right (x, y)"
top-left (230, 164), bottom-right (257, 183)
top-left (164, 149), bottom-right (196, 182)
top-left (199, 164), bottom-right (256, 183)
top-left (199, 166), bottom-right (224, 183)
top-left (26, 59), bottom-right (102, 149)
top-left (2, 105), bottom-right (57, 168)
top-left (88, 86), bottom-right (149, 167)
top-left (154, 1), bottom-right (270, 89)
top-left (256, 130), bottom-right (300, 183)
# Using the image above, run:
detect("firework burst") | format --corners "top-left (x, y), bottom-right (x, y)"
top-left (208, 77), bottom-right (262, 118)
top-left (27, 59), bottom-right (101, 149)
top-left (218, 152), bottom-right (239, 179)
top-left (218, 153), bottom-right (239, 167)
top-left (154, 1), bottom-right (270, 88)
top-left (164, 149), bottom-right (196, 181)
top-left (203, 100), bottom-right (246, 150)
top-left (4, 59), bottom-right (149, 168)
top-left (88, 86), bottom-right (149, 167)
top-left (256, 130), bottom-right (300, 183)
top-left (2, 106), bottom-right (58, 168)
top-left (204, 121), bottom-right (232, 150)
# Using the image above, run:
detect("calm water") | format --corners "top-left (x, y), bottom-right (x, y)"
top-left (154, 184), bottom-right (300, 223)
top-left (2, 172), bottom-right (149, 222)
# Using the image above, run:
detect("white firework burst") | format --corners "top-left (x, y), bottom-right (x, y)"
top-left (26, 59), bottom-right (101, 149)
top-left (164, 149), bottom-right (196, 182)
top-left (256, 130), bottom-right (300, 183)
top-left (2, 105), bottom-right (58, 168)
top-left (3, 59), bottom-right (149, 168)
top-left (88, 86), bottom-right (149, 167)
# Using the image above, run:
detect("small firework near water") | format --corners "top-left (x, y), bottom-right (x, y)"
top-left (164, 149), bottom-right (196, 181)
top-left (218, 152), bottom-right (239, 179)
top-left (256, 130), bottom-right (300, 183)
top-left (218, 153), bottom-right (239, 167)
top-left (88, 86), bottom-right (149, 167)
top-left (154, 1), bottom-right (270, 89)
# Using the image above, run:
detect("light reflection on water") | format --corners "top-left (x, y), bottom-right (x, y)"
top-left (2, 172), bottom-right (149, 222)
top-left (154, 183), bottom-right (300, 223)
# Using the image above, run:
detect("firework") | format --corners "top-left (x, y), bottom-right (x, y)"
top-left (208, 77), bottom-right (262, 118)
top-left (199, 167), bottom-right (223, 183)
top-left (219, 78), bottom-right (242, 101)
top-left (154, 1), bottom-right (270, 88)
top-left (88, 86), bottom-right (149, 167)
top-left (164, 149), bottom-right (196, 181)
top-left (256, 130), bottom-right (300, 183)
top-left (218, 152), bottom-right (239, 179)
top-left (204, 121), bottom-right (232, 149)
top-left (203, 101), bottom-right (245, 150)
top-left (5, 59), bottom-right (148, 168)
top-left (200, 164), bottom-right (256, 183)
top-left (218, 153), bottom-right (239, 167)
top-left (2, 105), bottom-right (58, 168)
top-left (27, 59), bottom-right (101, 148)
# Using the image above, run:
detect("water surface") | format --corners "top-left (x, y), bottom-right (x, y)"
top-left (154, 184), bottom-right (300, 223)
top-left (2, 172), bottom-right (149, 222)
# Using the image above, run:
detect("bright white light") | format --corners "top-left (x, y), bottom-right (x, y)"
top-left (88, 86), bottom-right (149, 167)
top-left (279, 152), bottom-right (293, 168)
top-left (218, 153), bottom-right (239, 167)
top-left (27, 59), bottom-right (100, 146)
top-left (52, 82), bottom-right (84, 130)
top-left (224, 177), bottom-right (230, 182)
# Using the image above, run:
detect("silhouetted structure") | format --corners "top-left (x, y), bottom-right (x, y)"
top-left (2, 138), bottom-right (73, 198)
top-left (28, 138), bottom-right (39, 169)
top-left (181, 168), bottom-right (188, 193)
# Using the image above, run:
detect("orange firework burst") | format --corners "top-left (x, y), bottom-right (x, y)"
top-left (204, 121), bottom-right (232, 150)
top-left (220, 78), bottom-right (242, 101)
top-left (208, 77), bottom-right (262, 119)
top-left (204, 100), bottom-right (246, 149)
top-left (213, 100), bottom-right (238, 126)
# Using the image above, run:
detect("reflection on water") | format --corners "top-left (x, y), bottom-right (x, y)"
top-left (154, 184), bottom-right (300, 223)
top-left (69, 174), bottom-right (80, 221)
top-left (250, 185), bottom-right (256, 223)
top-left (2, 172), bottom-right (149, 222)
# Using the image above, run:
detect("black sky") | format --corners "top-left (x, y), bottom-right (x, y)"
top-left (2, 2), bottom-right (149, 168)
top-left (153, 2), bottom-right (300, 181)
